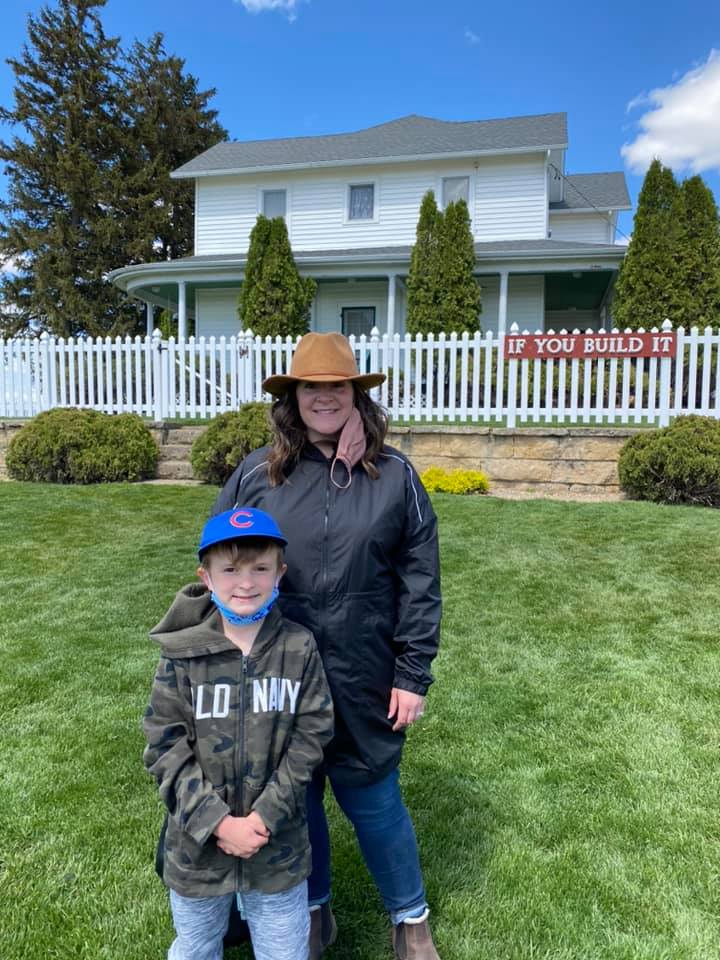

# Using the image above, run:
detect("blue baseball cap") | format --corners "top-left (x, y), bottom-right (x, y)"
top-left (198, 507), bottom-right (288, 558)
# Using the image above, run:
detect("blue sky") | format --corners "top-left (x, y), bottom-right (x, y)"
top-left (2, 0), bottom-right (720, 251)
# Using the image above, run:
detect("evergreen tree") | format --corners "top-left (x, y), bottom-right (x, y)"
top-left (238, 215), bottom-right (272, 328)
top-left (436, 199), bottom-right (482, 334)
top-left (121, 34), bottom-right (226, 265)
top-left (673, 175), bottom-right (720, 329)
top-left (0, 2), bottom-right (226, 336)
top-left (239, 216), bottom-right (315, 337)
top-left (406, 190), bottom-right (441, 335)
top-left (613, 159), bottom-right (683, 330)
top-left (0, 0), bottom-right (127, 335)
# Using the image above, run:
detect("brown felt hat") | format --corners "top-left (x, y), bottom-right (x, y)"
top-left (262, 332), bottom-right (386, 396)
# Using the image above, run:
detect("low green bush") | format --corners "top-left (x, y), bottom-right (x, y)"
top-left (618, 415), bottom-right (720, 506)
top-left (191, 403), bottom-right (273, 485)
top-left (6, 408), bottom-right (158, 483)
top-left (421, 465), bottom-right (489, 494)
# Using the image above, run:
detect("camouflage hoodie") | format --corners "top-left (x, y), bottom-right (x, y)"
top-left (143, 584), bottom-right (333, 897)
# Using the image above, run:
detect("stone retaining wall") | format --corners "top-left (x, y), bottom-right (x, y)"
top-left (0, 419), bottom-right (640, 498)
top-left (388, 426), bottom-right (638, 497)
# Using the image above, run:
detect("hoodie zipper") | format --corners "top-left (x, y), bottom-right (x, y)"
top-left (236, 654), bottom-right (248, 892)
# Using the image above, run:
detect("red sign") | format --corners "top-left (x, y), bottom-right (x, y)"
top-left (503, 331), bottom-right (677, 361)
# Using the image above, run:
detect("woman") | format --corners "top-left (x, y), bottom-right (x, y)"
top-left (212, 332), bottom-right (442, 960)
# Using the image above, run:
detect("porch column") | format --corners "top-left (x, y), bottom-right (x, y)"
top-left (177, 280), bottom-right (187, 341)
top-left (145, 301), bottom-right (154, 337)
top-left (387, 273), bottom-right (397, 336)
top-left (498, 270), bottom-right (509, 334)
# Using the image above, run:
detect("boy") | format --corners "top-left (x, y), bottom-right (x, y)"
top-left (143, 507), bottom-right (333, 960)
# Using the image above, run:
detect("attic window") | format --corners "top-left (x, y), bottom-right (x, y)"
top-left (262, 189), bottom-right (287, 219)
top-left (348, 184), bottom-right (374, 220)
top-left (442, 176), bottom-right (469, 208)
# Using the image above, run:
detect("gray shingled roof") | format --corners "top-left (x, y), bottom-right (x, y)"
top-left (550, 173), bottom-right (631, 211)
top-left (172, 113), bottom-right (568, 178)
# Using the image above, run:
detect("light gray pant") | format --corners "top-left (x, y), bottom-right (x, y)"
top-left (168, 880), bottom-right (309, 960)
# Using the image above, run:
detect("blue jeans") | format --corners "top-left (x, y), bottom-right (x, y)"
top-left (169, 881), bottom-right (309, 960)
top-left (307, 768), bottom-right (427, 924)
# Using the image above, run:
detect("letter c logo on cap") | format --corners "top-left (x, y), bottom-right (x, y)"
top-left (229, 510), bottom-right (254, 529)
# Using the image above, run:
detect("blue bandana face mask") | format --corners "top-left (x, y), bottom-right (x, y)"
top-left (210, 587), bottom-right (279, 626)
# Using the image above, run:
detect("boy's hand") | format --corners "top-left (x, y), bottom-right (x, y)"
top-left (214, 812), bottom-right (270, 858)
top-left (388, 687), bottom-right (426, 731)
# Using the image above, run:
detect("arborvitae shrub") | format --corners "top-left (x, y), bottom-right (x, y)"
top-left (618, 415), bottom-right (720, 506)
top-left (421, 466), bottom-right (489, 494)
top-left (6, 408), bottom-right (158, 483)
top-left (191, 404), bottom-right (273, 485)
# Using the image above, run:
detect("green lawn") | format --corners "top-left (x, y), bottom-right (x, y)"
top-left (1, 483), bottom-right (718, 960)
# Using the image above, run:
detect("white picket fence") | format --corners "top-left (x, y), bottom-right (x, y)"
top-left (2, 323), bottom-right (720, 427)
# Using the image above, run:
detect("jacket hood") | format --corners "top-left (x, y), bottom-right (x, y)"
top-left (150, 583), bottom-right (230, 657)
top-left (150, 583), bottom-right (285, 660)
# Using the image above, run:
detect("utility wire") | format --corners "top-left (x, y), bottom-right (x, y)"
top-left (548, 161), bottom-right (632, 244)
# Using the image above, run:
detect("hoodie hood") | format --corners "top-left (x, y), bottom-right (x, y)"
top-left (150, 583), bottom-right (284, 659)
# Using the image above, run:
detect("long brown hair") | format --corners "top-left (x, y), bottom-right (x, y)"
top-left (266, 383), bottom-right (388, 486)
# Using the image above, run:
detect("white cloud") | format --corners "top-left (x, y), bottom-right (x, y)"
top-left (1, 256), bottom-right (20, 275)
top-left (236, 0), bottom-right (304, 19)
top-left (622, 50), bottom-right (720, 174)
top-left (464, 28), bottom-right (480, 45)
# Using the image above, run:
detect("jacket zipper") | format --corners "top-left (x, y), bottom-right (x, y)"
top-left (236, 655), bottom-right (248, 891)
top-left (321, 465), bottom-right (331, 643)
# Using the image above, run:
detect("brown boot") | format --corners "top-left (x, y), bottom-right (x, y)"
top-left (309, 902), bottom-right (337, 959)
top-left (392, 909), bottom-right (440, 960)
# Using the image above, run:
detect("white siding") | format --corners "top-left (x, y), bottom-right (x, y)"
top-left (549, 213), bottom-right (611, 244)
top-left (474, 155), bottom-right (547, 241)
top-left (478, 275), bottom-right (499, 333)
top-left (196, 177), bottom-right (259, 255)
top-left (194, 154), bottom-right (548, 255)
top-left (508, 275), bottom-right (544, 330)
top-left (314, 280), bottom-right (388, 334)
top-left (196, 289), bottom-right (241, 338)
top-left (474, 274), bottom-right (544, 333)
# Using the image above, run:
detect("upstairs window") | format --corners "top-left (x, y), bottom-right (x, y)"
top-left (442, 176), bottom-right (470, 208)
top-left (348, 184), bottom-right (375, 220)
top-left (262, 189), bottom-right (287, 219)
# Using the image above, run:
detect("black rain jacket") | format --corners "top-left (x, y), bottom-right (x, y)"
top-left (212, 443), bottom-right (441, 786)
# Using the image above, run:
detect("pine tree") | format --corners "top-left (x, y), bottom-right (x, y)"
top-left (239, 216), bottom-right (315, 337)
top-left (436, 199), bottom-right (482, 334)
top-left (613, 159), bottom-right (683, 330)
top-left (0, 4), bottom-right (226, 336)
top-left (0, 0), bottom-right (128, 336)
top-left (673, 175), bottom-right (720, 329)
top-left (238, 215), bottom-right (272, 328)
top-left (121, 34), bottom-right (226, 265)
top-left (406, 190), bottom-right (441, 335)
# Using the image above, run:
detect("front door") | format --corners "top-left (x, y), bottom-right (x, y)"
top-left (341, 306), bottom-right (376, 338)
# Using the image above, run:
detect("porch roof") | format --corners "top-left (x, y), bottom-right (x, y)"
top-left (110, 239), bottom-right (627, 290)
top-left (550, 173), bottom-right (631, 212)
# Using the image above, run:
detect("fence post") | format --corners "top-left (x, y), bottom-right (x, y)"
top-left (505, 323), bottom-right (518, 428)
top-left (658, 318), bottom-right (673, 427)
top-left (151, 327), bottom-right (163, 421)
top-left (39, 331), bottom-right (51, 411)
top-left (369, 326), bottom-right (380, 401)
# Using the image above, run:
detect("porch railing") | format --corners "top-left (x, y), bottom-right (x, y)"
top-left (2, 323), bottom-right (719, 427)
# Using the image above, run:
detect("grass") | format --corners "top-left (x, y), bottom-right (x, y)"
top-left (1, 483), bottom-right (719, 959)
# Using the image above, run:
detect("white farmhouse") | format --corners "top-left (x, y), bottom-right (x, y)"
top-left (109, 112), bottom-right (630, 339)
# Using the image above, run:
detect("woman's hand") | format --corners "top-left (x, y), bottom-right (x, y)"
top-left (388, 688), bottom-right (426, 732)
